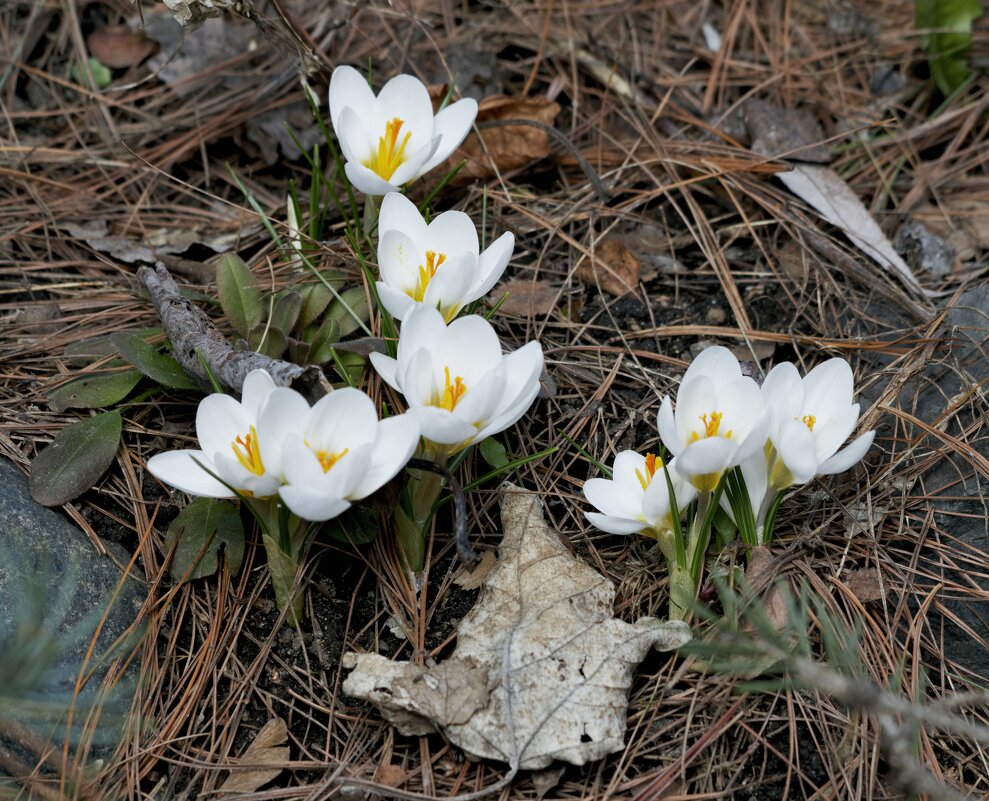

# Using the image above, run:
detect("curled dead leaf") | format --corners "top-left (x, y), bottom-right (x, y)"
top-left (489, 279), bottom-right (559, 318)
top-left (745, 546), bottom-right (787, 632)
top-left (577, 238), bottom-right (641, 296)
top-left (343, 485), bottom-right (691, 770)
top-left (87, 25), bottom-right (158, 69)
top-left (844, 568), bottom-right (886, 603)
top-left (218, 717), bottom-right (289, 794)
top-left (453, 549), bottom-right (496, 590)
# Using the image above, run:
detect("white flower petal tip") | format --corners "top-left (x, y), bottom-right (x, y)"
top-left (375, 192), bottom-right (507, 322)
top-left (329, 65), bottom-right (478, 195)
top-left (582, 451), bottom-right (693, 539)
top-left (381, 304), bottom-right (543, 457)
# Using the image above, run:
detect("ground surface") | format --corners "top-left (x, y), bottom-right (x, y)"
top-left (1, 1), bottom-right (988, 799)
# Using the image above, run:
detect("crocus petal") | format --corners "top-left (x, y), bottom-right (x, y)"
top-left (256, 387), bottom-right (309, 480)
top-left (196, 394), bottom-right (253, 466)
top-left (422, 253), bottom-right (475, 316)
top-left (470, 232), bottom-right (514, 301)
top-left (583, 477), bottom-right (644, 520)
top-left (370, 352), bottom-right (400, 392)
top-left (423, 210), bottom-right (479, 257)
top-left (344, 161), bottom-right (399, 196)
top-left (396, 304), bottom-right (446, 368)
top-left (447, 361), bottom-right (507, 427)
top-left (674, 375), bottom-right (717, 446)
top-left (378, 229), bottom-right (422, 290)
top-left (387, 140), bottom-right (437, 188)
top-left (677, 436), bottom-right (735, 479)
top-left (378, 192), bottom-right (428, 241)
top-left (329, 65), bottom-right (375, 130)
top-left (733, 413), bottom-right (769, 464)
top-left (401, 348), bottom-right (438, 408)
top-left (802, 358), bottom-right (854, 422)
top-left (241, 369), bottom-right (277, 416)
top-left (720, 376), bottom-right (766, 441)
top-left (777, 419), bottom-right (818, 485)
top-left (413, 405), bottom-right (478, 445)
top-left (337, 106), bottom-right (374, 166)
top-left (372, 74), bottom-right (435, 155)
top-left (641, 478), bottom-right (673, 524)
top-left (304, 387), bottom-right (379, 452)
top-left (419, 97), bottom-right (478, 173)
top-left (761, 361), bottom-right (803, 434)
top-left (811, 403), bottom-right (860, 463)
top-left (683, 345), bottom-right (742, 390)
top-left (585, 511), bottom-right (649, 536)
top-left (350, 413), bottom-right (421, 498)
top-left (279, 485), bottom-right (351, 522)
top-left (280, 434), bottom-right (326, 487)
top-left (658, 396), bottom-right (681, 455)
top-left (147, 450), bottom-right (235, 498)
top-left (612, 450), bottom-right (647, 486)
top-left (818, 430), bottom-right (875, 475)
top-left (376, 282), bottom-right (417, 321)
top-left (434, 313), bottom-right (504, 384)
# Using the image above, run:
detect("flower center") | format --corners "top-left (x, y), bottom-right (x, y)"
top-left (440, 366), bottom-right (467, 412)
top-left (801, 414), bottom-right (816, 432)
top-left (232, 426), bottom-right (265, 476)
top-left (313, 446), bottom-right (349, 473)
top-left (635, 453), bottom-right (661, 490)
top-left (412, 250), bottom-right (447, 303)
top-left (365, 117), bottom-right (412, 181)
top-left (689, 411), bottom-right (733, 442)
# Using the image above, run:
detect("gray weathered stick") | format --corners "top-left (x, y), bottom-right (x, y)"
top-left (137, 262), bottom-right (329, 399)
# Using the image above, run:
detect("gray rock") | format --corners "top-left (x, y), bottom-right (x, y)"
top-left (895, 219), bottom-right (957, 278)
top-left (0, 458), bottom-right (145, 777)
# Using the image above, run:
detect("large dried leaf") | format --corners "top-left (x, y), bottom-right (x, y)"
top-left (343, 485), bottom-right (691, 770)
top-left (776, 165), bottom-right (922, 293)
top-left (576, 238), bottom-right (641, 296)
top-left (29, 411), bottom-right (122, 506)
top-left (218, 717), bottom-right (289, 794)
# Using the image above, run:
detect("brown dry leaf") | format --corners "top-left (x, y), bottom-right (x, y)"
top-left (342, 485), bottom-right (691, 771)
top-left (447, 95), bottom-right (560, 184)
top-left (375, 763), bottom-right (407, 787)
top-left (745, 546), bottom-right (787, 631)
top-left (577, 238), bottom-right (641, 296)
top-left (453, 549), bottom-right (496, 590)
top-left (845, 568), bottom-right (886, 602)
top-left (745, 99), bottom-right (832, 163)
top-left (490, 279), bottom-right (558, 318)
top-left (87, 25), bottom-right (158, 68)
top-left (218, 717), bottom-right (289, 794)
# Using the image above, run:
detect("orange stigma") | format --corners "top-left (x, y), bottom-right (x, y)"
top-left (365, 117), bottom-right (412, 181)
top-left (440, 366), bottom-right (467, 412)
top-left (689, 411), bottom-right (732, 442)
top-left (232, 426), bottom-right (264, 476)
top-left (412, 250), bottom-right (447, 302)
top-left (635, 453), bottom-right (662, 490)
top-left (801, 414), bottom-right (816, 431)
top-left (314, 447), bottom-right (349, 473)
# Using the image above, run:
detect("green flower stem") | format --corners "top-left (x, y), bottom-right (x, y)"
top-left (668, 563), bottom-right (695, 622)
top-left (261, 500), bottom-right (307, 625)
top-left (396, 460), bottom-right (446, 574)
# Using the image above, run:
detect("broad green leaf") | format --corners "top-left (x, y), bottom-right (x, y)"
top-left (29, 411), bottom-right (122, 506)
top-left (332, 350), bottom-right (365, 384)
top-left (325, 286), bottom-right (370, 338)
top-left (164, 498), bottom-right (245, 581)
top-left (915, 0), bottom-right (982, 94)
top-left (287, 336), bottom-right (311, 365)
top-left (71, 58), bottom-right (112, 90)
top-left (296, 282), bottom-right (333, 332)
top-left (216, 253), bottom-right (262, 337)
top-left (248, 325), bottom-right (288, 359)
top-left (64, 327), bottom-right (161, 365)
top-left (111, 333), bottom-right (199, 390)
top-left (269, 289), bottom-right (302, 334)
top-left (47, 370), bottom-right (143, 413)
top-left (307, 317), bottom-right (339, 365)
top-left (479, 437), bottom-right (510, 470)
top-left (325, 505), bottom-right (380, 546)
top-left (261, 532), bottom-right (304, 623)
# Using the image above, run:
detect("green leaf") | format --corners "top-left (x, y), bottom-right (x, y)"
top-left (296, 282), bottom-right (334, 332)
top-left (215, 253), bottom-right (262, 337)
top-left (325, 286), bottom-right (370, 338)
top-left (248, 325), bottom-right (288, 359)
top-left (71, 58), bottom-right (112, 90)
top-left (324, 505), bottom-right (380, 546)
top-left (915, 0), bottom-right (982, 94)
top-left (164, 498), bottom-right (245, 582)
top-left (479, 437), bottom-right (510, 470)
top-left (29, 411), bottom-right (122, 506)
top-left (307, 317), bottom-right (340, 365)
top-left (269, 289), bottom-right (302, 334)
top-left (47, 370), bottom-right (143, 413)
top-left (64, 327), bottom-right (162, 365)
top-left (111, 333), bottom-right (199, 390)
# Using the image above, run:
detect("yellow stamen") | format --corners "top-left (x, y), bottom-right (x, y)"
top-left (689, 411), bottom-right (733, 442)
top-left (440, 366), bottom-right (467, 412)
top-left (802, 414), bottom-right (816, 431)
top-left (634, 452), bottom-right (662, 490)
top-left (314, 446), bottom-right (349, 473)
top-left (364, 117), bottom-right (412, 181)
top-left (232, 426), bottom-right (264, 476)
top-left (412, 250), bottom-right (447, 303)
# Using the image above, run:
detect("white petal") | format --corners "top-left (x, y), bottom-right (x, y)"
top-left (818, 430), bottom-right (875, 475)
top-left (733, 413), bottom-right (769, 464)
top-left (344, 161), bottom-right (399, 196)
top-left (378, 192), bottom-right (427, 241)
top-left (376, 282), bottom-right (417, 321)
top-left (337, 106), bottom-right (373, 166)
top-left (612, 450), bottom-right (647, 487)
top-left (761, 361), bottom-right (803, 419)
top-left (448, 361), bottom-right (507, 427)
top-left (396, 304), bottom-right (446, 370)
top-left (657, 396), bottom-right (681, 454)
top-left (473, 379), bottom-right (540, 442)
top-left (683, 346), bottom-right (742, 390)
top-left (585, 511), bottom-right (647, 536)
top-left (304, 387), bottom-right (379, 453)
top-left (378, 229), bottom-right (422, 291)
top-left (279, 485), bottom-right (351, 522)
top-left (678, 437), bottom-right (735, 479)
top-left (370, 352), bottom-right (401, 392)
top-left (674, 375), bottom-right (717, 445)
top-left (778, 419), bottom-right (818, 485)
top-left (419, 97), bottom-right (478, 174)
top-left (482, 340), bottom-right (543, 419)
top-left (803, 358), bottom-right (854, 421)
top-left (470, 232), bottom-right (514, 301)
top-left (583, 477), bottom-right (644, 520)
top-left (212, 452), bottom-right (260, 493)
top-left (329, 65), bottom-right (375, 130)
top-left (401, 347), bottom-right (438, 407)
top-left (372, 74), bottom-right (435, 155)
top-left (413, 405), bottom-right (477, 445)
top-left (281, 434), bottom-right (327, 487)
top-left (423, 209), bottom-right (479, 257)
top-left (350, 413), bottom-right (421, 498)
top-left (721, 376), bottom-right (766, 440)
top-left (641, 478), bottom-right (673, 524)
top-left (256, 387), bottom-right (309, 480)
top-left (434, 314), bottom-right (503, 384)
top-left (147, 450), bottom-right (235, 498)
top-left (387, 140), bottom-right (436, 188)
top-left (241, 370), bottom-right (276, 416)
top-left (196, 394), bottom-right (252, 464)
top-left (422, 253), bottom-right (475, 316)
top-left (812, 403), bottom-right (860, 462)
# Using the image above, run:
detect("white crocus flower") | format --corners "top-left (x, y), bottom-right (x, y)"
top-left (369, 305), bottom-right (543, 457)
top-left (658, 346), bottom-right (768, 493)
top-left (584, 452), bottom-right (697, 538)
top-left (147, 369), bottom-right (282, 498)
top-left (761, 358), bottom-right (875, 490)
top-left (376, 192), bottom-right (513, 322)
top-left (329, 65), bottom-right (478, 196)
top-left (270, 387), bottom-right (420, 522)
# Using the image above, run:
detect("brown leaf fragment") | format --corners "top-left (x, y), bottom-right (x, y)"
top-left (577, 238), bottom-right (641, 296)
top-left (745, 99), bottom-right (832, 163)
top-left (845, 568), bottom-right (886, 602)
top-left (374, 763), bottom-right (407, 787)
top-left (745, 546), bottom-right (787, 632)
top-left (489, 279), bottom-right (559, 318)
top-left (218, 717), bottom-right (289, 794)
top-left (87, 25), bottom-right (158, 68)
top-left (343, 485), bottom-right (691, 770)
top-left (447, 95), bottom-right (560, 184)
top-left (453, 549), bottom-right (497, 590)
